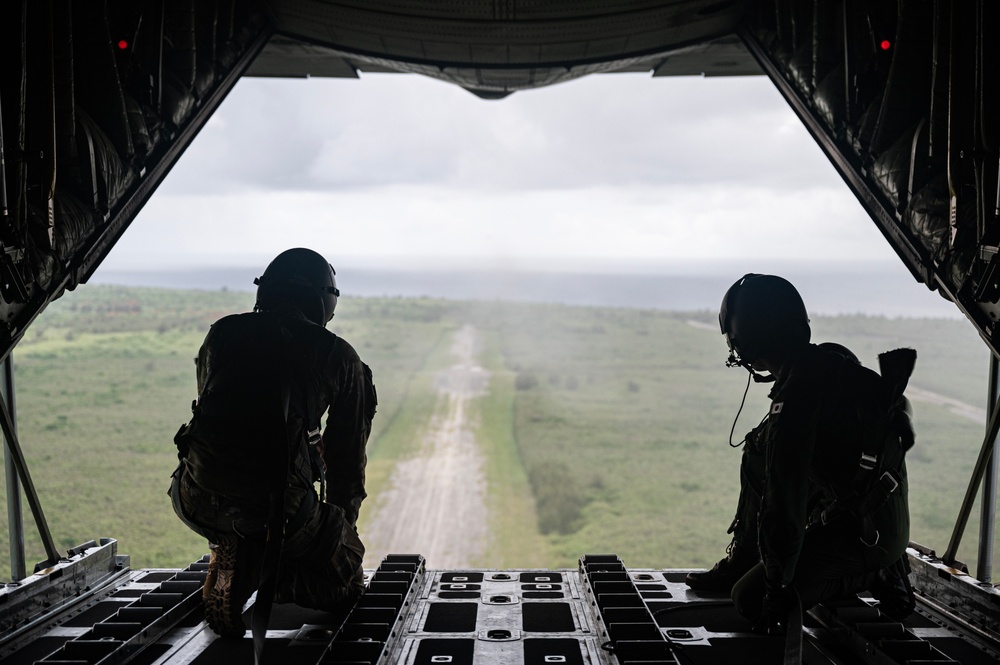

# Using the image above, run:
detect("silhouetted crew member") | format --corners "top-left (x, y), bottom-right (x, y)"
top-left (686, 274), bottom-right (914, 631)
top-left (169, 248), bottom-right (376, 638)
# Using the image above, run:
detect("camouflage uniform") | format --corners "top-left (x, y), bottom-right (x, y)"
top-left (170, 306), bottom-right (376, 612)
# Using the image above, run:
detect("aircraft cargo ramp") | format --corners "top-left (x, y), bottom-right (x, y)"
top-left (1, 542), bottom-right (998, 665)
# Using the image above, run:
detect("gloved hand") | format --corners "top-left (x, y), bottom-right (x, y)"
top-left (753, 586), bottom-right (794, 635)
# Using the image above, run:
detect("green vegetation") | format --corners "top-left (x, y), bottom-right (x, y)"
top-left (475, 333), bottom-right (552, 567)
top-left (2, 289), bottom-right (464, 571)
top-left (0, 285), bottom-right (995, 577)
top-left (476, 303), bottom-right (993, 571)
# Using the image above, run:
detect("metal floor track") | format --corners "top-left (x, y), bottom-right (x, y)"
top-left (2, 545), bottom-right (998, 665)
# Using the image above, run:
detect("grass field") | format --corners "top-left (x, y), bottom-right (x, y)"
top-left (0, 285), bottom-right (995, 577)
top-left (473, 303), bottom-right (993, 571)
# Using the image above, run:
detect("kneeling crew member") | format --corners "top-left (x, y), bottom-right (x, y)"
top-left (169, 248), bottom-right (377, 637)
top-left (686, 273), bottom-right (914, 631)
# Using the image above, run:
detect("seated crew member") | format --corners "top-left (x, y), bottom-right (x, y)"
top-left (686, 273), bottom-right (915, 630)
top-left (169, 248), bottom-right (377, 637)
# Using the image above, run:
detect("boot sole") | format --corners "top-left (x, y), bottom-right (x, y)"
top-left (203, 540), bottom-right (247, 638)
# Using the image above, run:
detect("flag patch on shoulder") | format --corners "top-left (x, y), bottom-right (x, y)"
top-left (771, 402), bottom-right (784, 415)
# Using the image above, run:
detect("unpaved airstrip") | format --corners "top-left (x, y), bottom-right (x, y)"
top-left (362, 325), bottom-right (492, 569)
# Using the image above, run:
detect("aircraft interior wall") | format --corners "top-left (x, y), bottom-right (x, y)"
top-left (0, 0), bottom-right (271, 365)
top-left (743, 0), bottom-right (1000, 357)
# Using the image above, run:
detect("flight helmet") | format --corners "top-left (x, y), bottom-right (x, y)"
top-left (254, 248), bottom-right (340, 325)
top-left (719, 273), bottom-right (810, 369)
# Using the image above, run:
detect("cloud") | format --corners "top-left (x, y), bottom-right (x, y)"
top-left (113, 179), bottom-right (895, 270)
top-left (160, 72), bottom-right (839, 195)
top-left (104, 70), bottom-right (904, 273)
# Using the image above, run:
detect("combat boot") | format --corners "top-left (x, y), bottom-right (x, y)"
top-left (685, 540), bottom-right (759, 593)
top-left (869, 556), bottom-right (915, 621)
top-left (203, 536), bottom-right (262, 638)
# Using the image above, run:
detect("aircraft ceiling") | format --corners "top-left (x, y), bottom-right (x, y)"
top-left (248, 1), bottom-right (761, 95)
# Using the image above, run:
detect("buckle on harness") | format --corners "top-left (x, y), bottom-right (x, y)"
top-left (860, 528), bottom-right (880, 548)
top-left (859, 453), bottom-right (877, 471)
top-left (307, 427), bottom-right (322, 446)
top-left (879, 471), bottom-right (899, 493)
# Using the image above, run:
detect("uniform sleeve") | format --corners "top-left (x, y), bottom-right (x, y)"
top-left (759, 385), bottom-right (820, 590)
top-left (195, 325), bottom-right (216, 397)
top-left (323, 340), bottom-right (377, 527)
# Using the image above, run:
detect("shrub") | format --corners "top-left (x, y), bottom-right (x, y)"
top-left (515, 372), bottom-right (539, 390)
top-left (528, 461), bottom-right (587, 535)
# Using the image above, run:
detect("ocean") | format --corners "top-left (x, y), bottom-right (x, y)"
top-left (89, 261), bottom-right (961, 319)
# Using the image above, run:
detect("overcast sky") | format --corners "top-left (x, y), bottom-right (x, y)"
top-left (100, 70), bottom-right (909, 275)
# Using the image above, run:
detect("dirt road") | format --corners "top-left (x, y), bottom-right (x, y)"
top-left (906, 386), bottom-right (986, 424)
top-left (362, 325), bottom-right (492, 569)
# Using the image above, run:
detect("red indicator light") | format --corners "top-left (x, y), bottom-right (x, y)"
top-left (880, 39), bottom-right (891, 51)
top-left (118, 39), bottom-right (128, 50)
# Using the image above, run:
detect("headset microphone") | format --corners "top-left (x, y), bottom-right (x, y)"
top-left (731, 355), bottom-right (776, 384)
top-left (748, 367), bottom-right (776, 384)
top-left (724, 333), bottom-right (775, 383)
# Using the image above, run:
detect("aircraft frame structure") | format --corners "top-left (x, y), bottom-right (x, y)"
top-left (1, 1), bottom-right (999, 663)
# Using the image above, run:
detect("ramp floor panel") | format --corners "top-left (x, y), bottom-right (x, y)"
top-left (3, 550), bottom-right (999, 664)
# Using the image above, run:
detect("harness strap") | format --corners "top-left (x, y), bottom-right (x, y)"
top-left (820, 468), bottom-right (902, 541)
top-left (253, 490), bottom-right (285, 665)
top-left (253, 315), bottom-right (295, 665)
top-left (783, 589), bottom-right (804, 665)
top-left (253, 456), bottom-right (317, 664)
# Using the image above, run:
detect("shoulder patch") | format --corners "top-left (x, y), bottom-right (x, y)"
top-left (771, 402), bottom-right (784, 415)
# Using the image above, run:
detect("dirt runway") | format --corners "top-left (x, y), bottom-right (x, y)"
top-left (906, 386), bottom-right (986, 424)
top-left (362, 325), bottom-right (492, 569)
